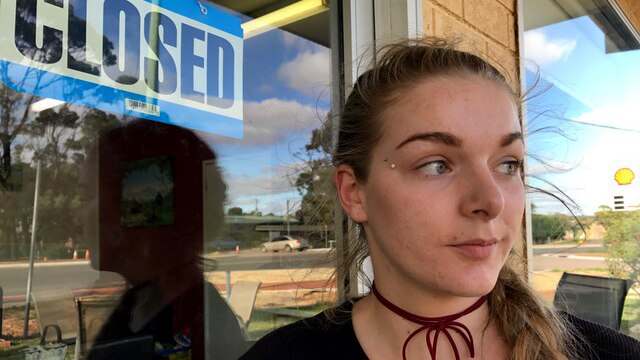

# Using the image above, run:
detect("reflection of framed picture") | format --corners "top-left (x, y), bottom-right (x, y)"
top-left (98, 122), bottom-right (215, 272)
top-left (120, 156), bottom-right (174, 228)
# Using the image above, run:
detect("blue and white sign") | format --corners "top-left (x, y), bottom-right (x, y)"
top-left (0, 0), bottom-right (244, 138)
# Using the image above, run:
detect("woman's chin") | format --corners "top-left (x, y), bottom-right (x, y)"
top-left (442, 274), bottom-right (500, 298)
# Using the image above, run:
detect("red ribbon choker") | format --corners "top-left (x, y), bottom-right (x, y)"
top-left (371, 283), bottom-right (487, 360)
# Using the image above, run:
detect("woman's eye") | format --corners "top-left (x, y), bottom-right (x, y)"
top-left (496, 160), bottom-right (522, 175)
top-left (418, 160), bottom-right (450, 176)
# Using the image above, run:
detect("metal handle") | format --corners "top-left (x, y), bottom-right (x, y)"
top-left (40, 324), bottom-right (63, 345)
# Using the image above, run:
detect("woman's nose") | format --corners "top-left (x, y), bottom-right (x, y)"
top-left (459, 167), bottom-right (504, 220)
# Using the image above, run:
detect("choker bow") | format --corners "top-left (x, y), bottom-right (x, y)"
top-left (371, 283), bottom-right (486, 360)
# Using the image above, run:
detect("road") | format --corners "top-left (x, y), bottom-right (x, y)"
top-left (1, 245), bottom-right (607, 303)
top-left (532, 242), bottom-right (607, 272)
top-left (532, 254), bottom-right (606, 272)
top-left (0, 250), bottom-right (332, 302)
top-left (0, 261), bottom-right (123, 299)
top-left (211, 249), bottom-right (334, 271)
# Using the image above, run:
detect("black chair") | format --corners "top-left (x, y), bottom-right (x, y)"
top-left (553, 272), bottom-right (633, 330)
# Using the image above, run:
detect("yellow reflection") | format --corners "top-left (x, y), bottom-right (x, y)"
top-left (241, 0), bottom-right (329, 39)
top-left (614, 168), bottom-right (635, 185)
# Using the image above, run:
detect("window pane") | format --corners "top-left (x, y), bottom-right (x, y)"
top-left (0, 1), bottom-right (338, 358)
top-left (524, 0), bottom-right (640, 337)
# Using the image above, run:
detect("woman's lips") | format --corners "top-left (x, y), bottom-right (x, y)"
top-left (450, 240), bottom-right (498, 259)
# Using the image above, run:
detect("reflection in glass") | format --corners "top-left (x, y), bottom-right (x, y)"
top-left (80, 121), bottom-right (245, 359)
top-left (120, 156), bottom-right (175, 228)
top-left (524, 0), bottom-right (640, 338)
top-left (0, 0), bottom-right (337, 358)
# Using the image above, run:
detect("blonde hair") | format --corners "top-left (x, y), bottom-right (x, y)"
top-left (331, 38), bottom-right (579, 360)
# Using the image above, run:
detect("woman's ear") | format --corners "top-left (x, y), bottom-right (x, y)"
top-left (334, 164), bottom-right (368, 223)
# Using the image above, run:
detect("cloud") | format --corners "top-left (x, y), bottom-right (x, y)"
top-left (227, 163), bottom-right (297, 197)
top-left (277, 50), bottom-right (331, 98)
top-left (257, 83), bottom-right (274, 94)
top-left (227, 195), bottom-right (299, 216)
top-left (525, 159), bottom-right (576, 177)
top-left (573, 102), bottom-right (640, 132)
top-left (524, 30), bottom-right (576, 67)
top-left (204, 98), bottom-right (326, 147)
top-left (528, 105), bottom-right (640, 215)
top-left (280, 31), bottom-right (320, 52)
top-left (281, 31), bottom-right (306, 49)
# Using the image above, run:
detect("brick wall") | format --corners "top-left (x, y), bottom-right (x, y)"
top-left (422, 0), bottom-right (518, 85)
top-left (616, 0), bottom-right (640, 34)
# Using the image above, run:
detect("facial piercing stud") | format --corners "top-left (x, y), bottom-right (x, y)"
top-left (390, 163), bottom-right (396, 169)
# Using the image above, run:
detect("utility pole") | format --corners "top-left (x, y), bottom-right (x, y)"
top-left (286, 200), bottom-right (290, 236)
top-left (23, 161), bottom-right (41, 338)
top-left (324, 224), bottom-right (328, 248)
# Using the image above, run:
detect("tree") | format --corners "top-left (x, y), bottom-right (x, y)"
top-left (0, 72), bottom-right (45, 257)
top-left (0, 1), bottom-right (118, 258)
top-left (596, 209), bottom-right (640, 288)
top-left (0, 69), bottom-right (39, 191)
top-left (227, 207), bottom-right (243, 216)
top-left (1, 0), bottom-right (117, 188)
top-left (598, 205), bottom-right (612, 212)
top-left (24, 105), bottom-right (80, 177)
top-left (0, 102), bottom-right (120, 259)
top-left (294, 116), bottom-right (334, 226)
top-left (531, 214), bottom-right (570, 243)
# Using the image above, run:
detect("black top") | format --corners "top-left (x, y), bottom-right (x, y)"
top-left (240, 301), bottom-right (640, 360)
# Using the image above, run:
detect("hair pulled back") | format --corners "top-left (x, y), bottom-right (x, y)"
top-left (332, 38), bottom-right (578, 360)
top-left (333, 38), bottom-right (515, 179)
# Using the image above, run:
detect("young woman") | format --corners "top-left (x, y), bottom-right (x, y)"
top-left (239, 39), bottom-right (640, 360)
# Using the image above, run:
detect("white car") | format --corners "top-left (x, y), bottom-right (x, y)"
top-left (261, 236), bottom-right (309, 252)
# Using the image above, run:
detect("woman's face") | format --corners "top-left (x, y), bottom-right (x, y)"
top-left (353, 75), bottom-right (525, 298)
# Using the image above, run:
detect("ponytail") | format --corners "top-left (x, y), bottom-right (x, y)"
top-left (489, 264), bottom-right (581, 359)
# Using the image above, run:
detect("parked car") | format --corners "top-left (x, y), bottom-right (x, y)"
top-left (261, 235), bottom-right (309, 252)
top-left (208, 237), bottom-right (238, 252)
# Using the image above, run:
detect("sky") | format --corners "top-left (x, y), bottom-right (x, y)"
top-left (217, 9), bottom-right (640, 216)
top-left (4, 3), bottom-right (330, 217)
top-left (12, 3), bottom-right (640, 217)
top-left (197, 7), bottom-right (332, 216)
top-left (216, 9), bottom-right (640, 217)
top-left (523, 15), bottom-right (640, 215)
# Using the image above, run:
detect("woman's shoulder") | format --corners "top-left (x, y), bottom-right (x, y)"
top-left (239, 303), bottom-right (368, 360)
top-left (562, 312), bottom-right (640, 359)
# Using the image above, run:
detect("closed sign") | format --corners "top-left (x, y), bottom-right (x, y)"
top-left (0, 0), bottom-right (244, 137)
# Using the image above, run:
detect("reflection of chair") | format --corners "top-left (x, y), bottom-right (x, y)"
top-left (86, 335), bottom-right (154, 360)
top-left (0, 286), bottom-right (3, 338)
top-left (228, 281), bottom-right (261, 327)
top-left (553, 272), bottom-right (633, 330)
top-left (75, 295), bottom-right (120, 357)
top-left (31, 287), bottom-right (78, 344)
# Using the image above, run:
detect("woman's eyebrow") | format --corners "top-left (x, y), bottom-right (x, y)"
top-left (395, 131), bottom-right (523, 150)
top-left (395, 132), bottom-right (462, 150)
top-left (501, 132), bottom-right (523, 147)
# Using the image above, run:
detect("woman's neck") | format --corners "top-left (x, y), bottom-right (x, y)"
top-left (372, 271), bottom-right (483, 316)
top-left (352, 289), bottom-right (508, 360)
